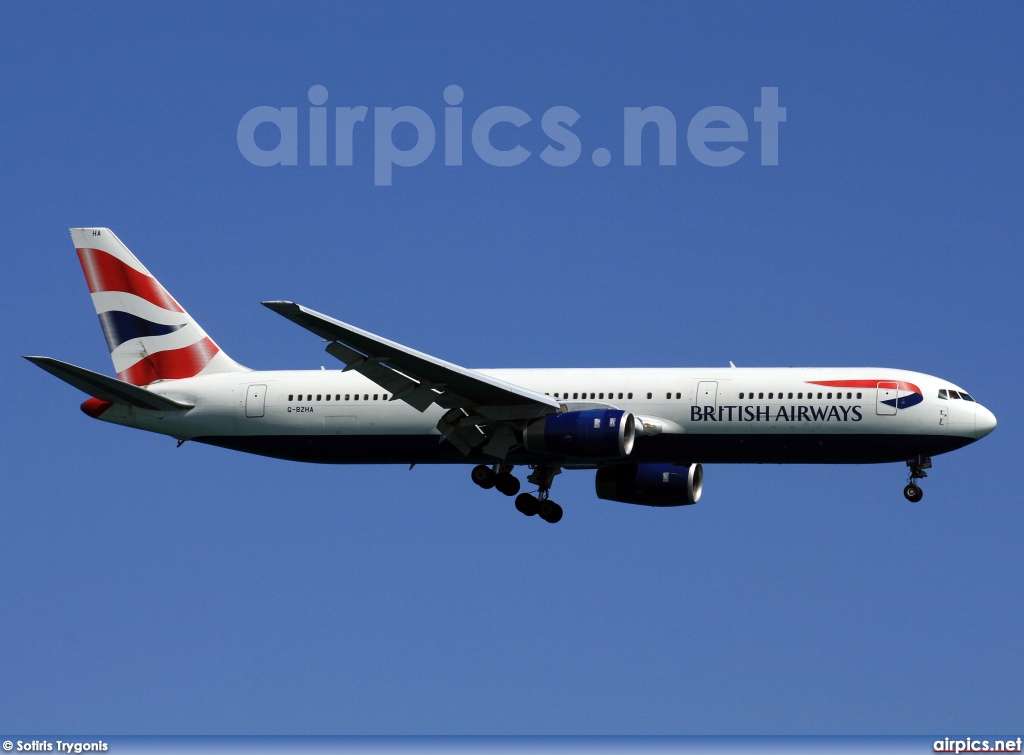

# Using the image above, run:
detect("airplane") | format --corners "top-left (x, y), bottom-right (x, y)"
top-left (26, 228), bottom-right (997, 524)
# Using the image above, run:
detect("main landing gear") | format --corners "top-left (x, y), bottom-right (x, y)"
top-left (903, 455), bottom-right (932, 502)
top-left (515, 465), bottom-right (563, 524)
top-left (471, 463), bottom-right (521, 496)
top-left (471, 463), bottom-right (563, 523)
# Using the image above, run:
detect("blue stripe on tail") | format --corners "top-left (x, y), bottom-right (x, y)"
top-left (97, 310), bottom-right (185, 352)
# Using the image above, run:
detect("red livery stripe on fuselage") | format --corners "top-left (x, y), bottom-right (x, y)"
top-left (807, 379), bottom-right (922, 395)
top-left (76, 248), bottom-right (184, 313)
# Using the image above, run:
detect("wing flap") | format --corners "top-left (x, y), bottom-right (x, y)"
top-left (324, 341), bottom-right (439, 412)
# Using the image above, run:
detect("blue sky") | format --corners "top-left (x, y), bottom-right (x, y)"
top-left (1, 0), bottom-right (1022, 734)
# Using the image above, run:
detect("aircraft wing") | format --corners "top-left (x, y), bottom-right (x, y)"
top-left (263, 301), bottom-right (559, 456)
top-left (24, 356), bottom-right (194, 411)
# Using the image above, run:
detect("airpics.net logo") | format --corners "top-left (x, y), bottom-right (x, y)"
top-left (236, 85), bottom-right (786, 186)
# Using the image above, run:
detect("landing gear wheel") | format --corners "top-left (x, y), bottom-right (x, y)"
top-left (539, 501), bottom-right (563, 524)
top-left (515, 493), bottom-right (539, 516)
top-left (471, 464), bottom-right (495, 489)
top-left (494, 473), bottom-right (521, 497)
top-left (904, 483), bottom-right (923, 502)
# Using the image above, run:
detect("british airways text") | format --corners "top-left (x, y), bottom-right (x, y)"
top-left (690, 405), bottom-right (864, 422)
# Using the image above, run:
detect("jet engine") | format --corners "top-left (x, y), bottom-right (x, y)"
top-left (595, 462), bottom-right (703, 506)
top-left (524, 409), bottom-right (635, 459)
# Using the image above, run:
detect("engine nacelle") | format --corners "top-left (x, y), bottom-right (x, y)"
top-left (595, 462), bottom-right (703, 506)
top-left (524, 409), bottom-right (635, 459)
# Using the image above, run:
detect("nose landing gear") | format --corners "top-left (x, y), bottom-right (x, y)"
top-left (903, 483), bottom-right (923, 502)
top-left (904, 456), bottom-right (931, 501)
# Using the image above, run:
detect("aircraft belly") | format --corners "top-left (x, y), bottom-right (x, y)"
top-left (192, 431), bottom-right (974, 466)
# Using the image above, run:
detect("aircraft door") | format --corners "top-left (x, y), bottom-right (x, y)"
top-left (245, 384), bottom-right (267, 418)
top-left (696, 381), bottom-right (718, 410)
top-left (876, 382), bottom-right (898, 416)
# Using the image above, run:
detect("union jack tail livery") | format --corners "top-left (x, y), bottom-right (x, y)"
top-left (71, 228), bottom-right (247, 385)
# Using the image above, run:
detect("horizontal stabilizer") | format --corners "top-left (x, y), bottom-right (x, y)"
top-left (24, 356), bottom-right (194, 411)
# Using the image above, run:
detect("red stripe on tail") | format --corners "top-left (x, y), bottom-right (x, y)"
top-left (117, 336), bottom-right (220, 385)
top-left (76, 248), bottom-right (184, 313)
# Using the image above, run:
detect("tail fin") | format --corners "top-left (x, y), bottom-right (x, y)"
top-left (71, 227), bottom-right (248, 385)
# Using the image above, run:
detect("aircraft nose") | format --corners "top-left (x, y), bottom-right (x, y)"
top-left (975, 405), bottom-right (997, 439)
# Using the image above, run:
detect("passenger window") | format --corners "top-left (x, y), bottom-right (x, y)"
top-left (676, 392), bottom-right (681, 399)
top-left (787, 392), bottom-right (792, 399)
top-left (758, 392), bottom-right (763, 399)
top-left (373, 394), bottom-right (378, 400)
top-left (666, 392), bottom-right (671, 399)
top-left (573, 393), bottom-right (578, 399)
top-left (769, 392), bottom-right (774, 399)
top-left (364, 394), bottom-right (369, 400)
top-left (326, 394), bottom-right (331, 401)
top-left (798, 392), bottom-right (803, 399)
top-left (353, 394), bottom-right (359, 401)
top-left (739, 392), bottom-right (744, 399)
top-left (590, 393), bottom-right (595, 399)
top-left (317, 394), bottom-right (322, 401)
top-left (856, 392), bottom-right (862, 399)
top-left (938, 389), bottom-right (947, 399)
top-left (826, 393), bottom-right (832, 399)
top-left (647, 393), bottom-right (652, 399)
top-left (307, 395), bottom-right (312, 401)
top-left (846, 392), bottom-right (851, 399)
top-left (627, 393), bottom-right (633, 399)
top-left (336, 395), bottom-right (341, 401)
top-left (288, 394), bottom-right (293, 401)
top-left (817, 393), bottom-right (822, 399)
top-left (618, 393), bottom-right (623, 399)
top-left (345, 394), bottom-right (350, 400)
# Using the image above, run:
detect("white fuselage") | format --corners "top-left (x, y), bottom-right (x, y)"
top-left (90, 366), bottom-right (995, 467)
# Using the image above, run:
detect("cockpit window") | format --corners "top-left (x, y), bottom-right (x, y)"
top-left (960, 392), bottom-right (975, 402)
top-left (949, 391), bottom-right (962, 399)
top-left (937, 389), bottom-right (947, 399)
